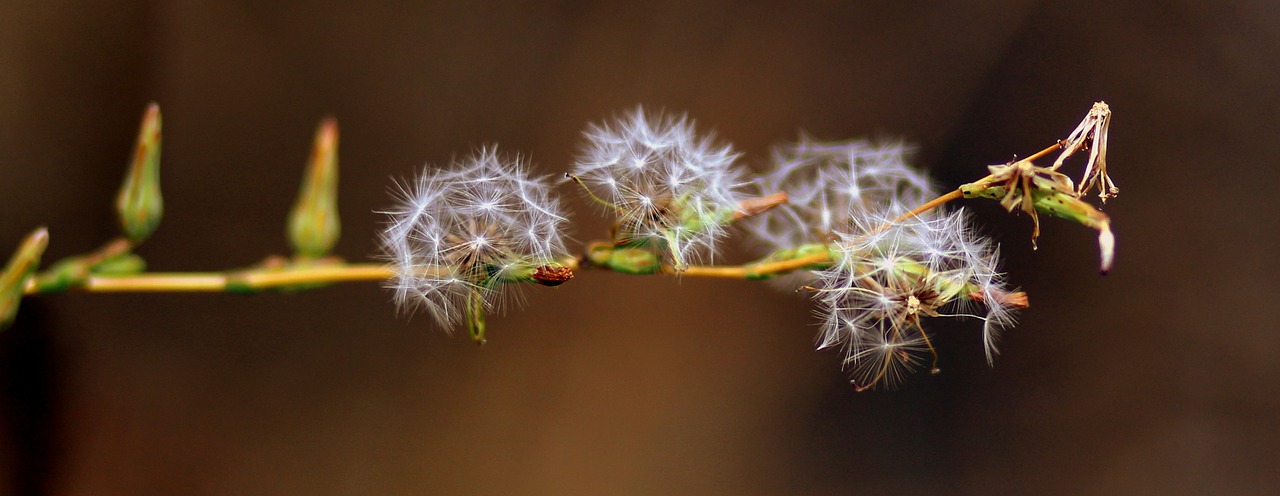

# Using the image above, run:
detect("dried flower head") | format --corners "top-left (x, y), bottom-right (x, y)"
top-left (813, 209), bottom-right (1021, 390)
top-left (748, 136), bottom-right (936, 252)
top-left (571, 107), bottom-right (747, 269)
top-left (962, 101), bottom-right (1118, 274)
top-left (380, 147), bottom-right (569, 333)
top-left (1053, 101), bottom-right (1116, 202)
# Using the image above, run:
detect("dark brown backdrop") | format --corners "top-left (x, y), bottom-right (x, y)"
top-left (2, 1), bottom-right (1278, 494)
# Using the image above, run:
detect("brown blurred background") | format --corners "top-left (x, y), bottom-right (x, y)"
top-left (2, 1), bottom-right (1277, 494)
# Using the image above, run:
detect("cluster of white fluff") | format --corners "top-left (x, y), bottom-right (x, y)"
top-left (571, 107), bottom-right (748, 269)
top-left (747, 136), bottom-right (936, 252)
top-left (378, 109), bottom-right (1026, 389)
top-left (813, 209), bottom-right (1018, 389)
top-left (379, 147), bottom-right (568, 329)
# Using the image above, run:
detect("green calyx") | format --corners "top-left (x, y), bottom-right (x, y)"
top-left (744, 243), bottom-right (836, 280)
top-left (613, 194), bottom-right (738, 270)
top-left (587, 245), bottom-right (662, 274)
top-left (30, 238), bottom-right (141, 293)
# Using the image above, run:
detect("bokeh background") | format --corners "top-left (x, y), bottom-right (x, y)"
top-left (2, 1), bottom-right (1277, 494)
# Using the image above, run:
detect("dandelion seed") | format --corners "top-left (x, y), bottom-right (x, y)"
top-left (846, 322), bottom-right (930, 391)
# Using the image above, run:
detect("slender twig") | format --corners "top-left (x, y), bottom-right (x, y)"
top-left (668, 189), bottom-right (965, 279)
top-left (24, 263), bottom-right (395, 294)
top-left (1024, 140), bottom-right (1069, 164)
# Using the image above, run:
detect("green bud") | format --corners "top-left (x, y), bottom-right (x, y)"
top-left (1, 228), bottom-right (49, 330)
top-left (798, 243), bottom-right (838, 263)
top-left (92, 253), bottom-right (147, 275)
top-left (32, 256), bottom-right (90, 293)
top-left (745, 243), bottom-right (836, 280)
top-left (678, 202), bottom-right (735, 234)
top-left (288, 118), bottom-right (341, 258)
top-left (588, 245), bottom-right (662, 274)
top-left (116, 103), bottom-right (163, 243)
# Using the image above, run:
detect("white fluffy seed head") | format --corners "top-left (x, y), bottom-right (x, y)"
top-left (813, 209), bottom-right (1018, 386)
top-left (379, 146), bottom-right (569, 330)
top-left (747, 136), bottom-right (937, 252)
top-left (572, 107), bottom-right (747, 268)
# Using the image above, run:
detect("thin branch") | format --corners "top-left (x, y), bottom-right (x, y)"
top-left (25, 263), bottom-right (395, 294)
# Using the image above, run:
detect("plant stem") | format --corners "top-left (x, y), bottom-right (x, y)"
top-left (1024, 140), bottom-right (1068, 164)
top-left (670, 189), bottom-right (966, 279)
top-left (25, 263), bottom-right (394, 294)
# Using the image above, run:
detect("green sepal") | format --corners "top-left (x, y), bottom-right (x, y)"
top-left (33, 255), bottom-right (93, 293)
top-left (91, 253), bottom-right (147, 275)
top-left (588, 245), bottom-right (662, 274)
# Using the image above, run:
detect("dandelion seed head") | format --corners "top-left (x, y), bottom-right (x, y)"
top-left (573, 107), bottom-right (747, 268)
top-left (380, 146), bottom-right (569, 330)
top-left (747, 136), bottom-right (937, 252)
top-left (812, 209), bottom-right (1018, 385)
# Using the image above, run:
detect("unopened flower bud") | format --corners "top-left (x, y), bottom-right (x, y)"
top-left (587, 245), bottom-right (662, 274)
top-left (1, 228), bottom-right (49, 330)
top-left (116, 103), bottom-right (163, 243)
top-left (288, 118), bottom-right (341, 258)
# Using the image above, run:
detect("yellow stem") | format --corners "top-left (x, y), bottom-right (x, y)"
top-left (1025, 140), bottom-right (1068, 164)
top-left (666, 264), bottom-right (751, 278)
top-left (883, 190), bottom-right (963, 231)
top-left (25, 263), bottom-right (396, 294)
